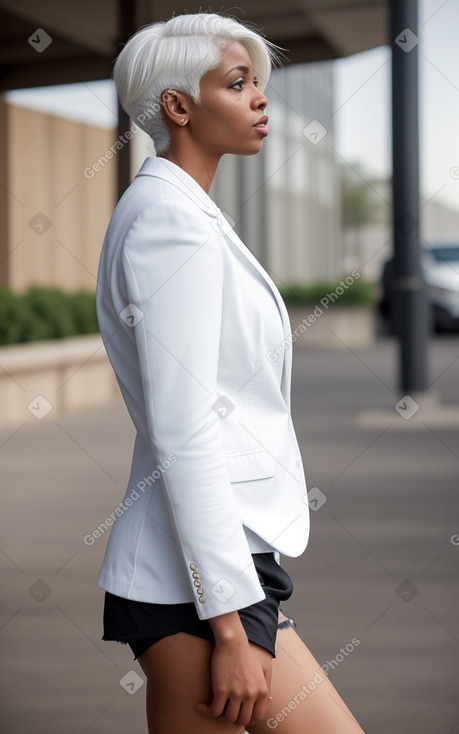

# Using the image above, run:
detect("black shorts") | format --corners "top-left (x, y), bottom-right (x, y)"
top-left (102, 552), bottom-right (294, 660)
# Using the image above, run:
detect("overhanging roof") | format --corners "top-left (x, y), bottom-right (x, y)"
top-left (0, 0), bottom-right (389, 90)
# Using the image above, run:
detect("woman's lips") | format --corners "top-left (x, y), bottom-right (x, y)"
top-left (253, 115), bottom-right (269, 136)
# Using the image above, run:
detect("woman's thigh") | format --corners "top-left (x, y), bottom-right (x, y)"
top-left (135, 619), bottom-right (365, 734)
top-left (137, 631), bottom-right (247, 734)
top-left (247, 625), bottom-right (366, 734)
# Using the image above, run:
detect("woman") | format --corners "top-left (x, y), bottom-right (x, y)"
top-left (96, 11), bottom-right (365, 734)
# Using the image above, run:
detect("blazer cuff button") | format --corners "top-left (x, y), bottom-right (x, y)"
top-left (198, 596), bottom-right (207, 603)
top-left (189, 562), bottom-right (198, 571)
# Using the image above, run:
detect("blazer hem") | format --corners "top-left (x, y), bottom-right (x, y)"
top-left (96, 572), bottom-right (267, 620)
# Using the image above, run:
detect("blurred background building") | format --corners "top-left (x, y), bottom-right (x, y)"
top-left (0, 59), bottom-right (341, 294)
top-left (3, 40), bottom-right (459, 295)
top-left (211, 61), bottom-right (340, 285)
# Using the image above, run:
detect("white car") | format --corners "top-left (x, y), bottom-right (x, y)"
top-left (422, 239), bottom-right (459, 330)
top-left (380, 238), bottom-right (459, 332)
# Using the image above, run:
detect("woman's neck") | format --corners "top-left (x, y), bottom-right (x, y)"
top-left (158, 147), bottom-right (220, 195)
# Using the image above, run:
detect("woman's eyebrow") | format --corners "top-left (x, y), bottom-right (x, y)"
top-left (223, 65), bottom-right (250, 77)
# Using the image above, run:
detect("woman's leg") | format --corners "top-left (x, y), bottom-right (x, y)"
top-left (136, 615), bottom-right (365, 734)
top-left (247, 619), bottom-right (366, 734)
top-left (137, 631), bottom-right (249, 734)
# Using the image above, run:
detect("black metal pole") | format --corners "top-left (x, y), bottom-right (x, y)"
top-left (390, 0), bottom-right (428, 392)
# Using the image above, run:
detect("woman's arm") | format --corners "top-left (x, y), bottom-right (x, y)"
top-left (120, 196), bottom-right (266, 618)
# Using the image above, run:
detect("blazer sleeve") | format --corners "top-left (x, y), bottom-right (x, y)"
top-left (121, 196), bottom-right (266, 620)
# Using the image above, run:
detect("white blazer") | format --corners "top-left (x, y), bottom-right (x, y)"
top-left (96, 156), bottom-right (310, 620)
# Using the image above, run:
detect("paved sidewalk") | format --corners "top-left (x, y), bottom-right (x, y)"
top-left (1, 335), bottom-right (458, 734)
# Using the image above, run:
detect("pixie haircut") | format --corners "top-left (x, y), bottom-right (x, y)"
top-left (113, 12), bottom-right (280, 154)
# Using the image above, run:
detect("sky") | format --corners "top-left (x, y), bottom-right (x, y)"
top-left (6, 0), bottom-right (459, 211)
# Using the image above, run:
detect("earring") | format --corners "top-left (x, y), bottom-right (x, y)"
top-left (180, 118), bottom-right (186, 124)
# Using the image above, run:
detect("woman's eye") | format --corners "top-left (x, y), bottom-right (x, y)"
top-left (230, 77), bottom-right (259, 90)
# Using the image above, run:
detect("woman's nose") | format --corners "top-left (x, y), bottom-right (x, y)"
top-left (255, 91), bottom-right (268, 110)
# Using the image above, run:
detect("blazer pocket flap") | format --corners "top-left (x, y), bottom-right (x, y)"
top-left (224, 449), bottom-right (277, 483)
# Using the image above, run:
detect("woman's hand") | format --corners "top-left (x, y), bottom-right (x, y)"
top-left (197, 612), bottom-right (273, 727)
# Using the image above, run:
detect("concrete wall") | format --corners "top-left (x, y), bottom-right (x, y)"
top-left (0, 97), bottom-right (116, 292)
top-left (0, 335), bottom-right (121, 429)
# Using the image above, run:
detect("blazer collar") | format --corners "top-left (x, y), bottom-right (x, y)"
top-left (135, 156), bottom-right (220, 217)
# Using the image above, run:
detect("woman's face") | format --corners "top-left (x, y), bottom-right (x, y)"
top-left (187, 39), bottom-right (269, 158)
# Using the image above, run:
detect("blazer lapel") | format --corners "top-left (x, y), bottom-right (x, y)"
top-left (215, 213), bottom-right (293, 410)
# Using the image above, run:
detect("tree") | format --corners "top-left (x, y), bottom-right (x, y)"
top-left (341, 163), bottom-right (386, 272)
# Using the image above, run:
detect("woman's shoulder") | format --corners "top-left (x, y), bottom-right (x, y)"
top-left (103, 166), bottom-right (221, 260)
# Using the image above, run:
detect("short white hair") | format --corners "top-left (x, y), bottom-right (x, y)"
top-left (113, 12), bottom-right (280, 154)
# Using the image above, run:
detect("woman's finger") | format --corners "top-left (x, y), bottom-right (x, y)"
top-left (221, 698), bottom-right (242, 724)
top-left (249, 693), bottom-right (270, 725)
top-left (196, 693), bottom-right (228, 719)
top-left (235, 698), bottom-right (256, 727)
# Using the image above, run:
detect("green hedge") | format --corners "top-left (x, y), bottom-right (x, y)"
top-left (0, 279), bottom-right (373, 347)
top-left (0, 286), bottom-right (99, 347)
top-left (278, 279), bottom-right (373, 305)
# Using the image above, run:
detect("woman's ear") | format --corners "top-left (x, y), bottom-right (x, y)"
top-left (160, 89), bottom-right (191, 127)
